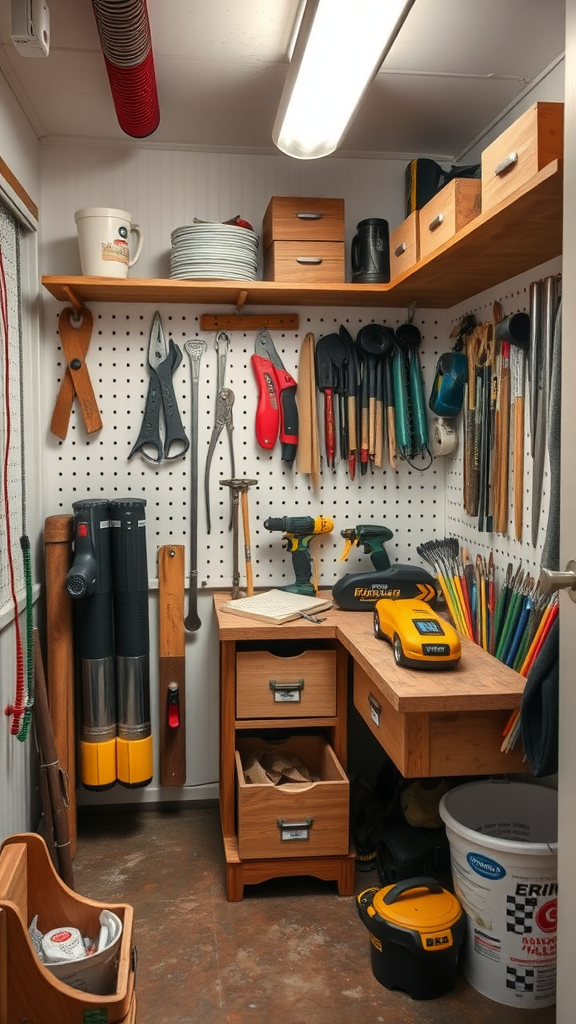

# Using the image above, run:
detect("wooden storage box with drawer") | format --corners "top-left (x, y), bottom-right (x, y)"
top-left (236, 647), bottom-right (337, 719)
top-left (481, 101), bottom-right (564, 213)
top-left (389, 211), bottom-right (420, 279)
top-left (263, 241), bottom-right (345, 283)
top-left (262, 196), bottom-right (345, 249)
top-left (419, 178), bottom-right (482, 260)
top-left (235, 734), bottom-right (349, 860)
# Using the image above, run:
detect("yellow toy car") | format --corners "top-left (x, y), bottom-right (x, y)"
top-left (373, 597), bottom-right (461, 669)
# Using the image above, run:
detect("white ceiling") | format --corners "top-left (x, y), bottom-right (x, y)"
top-left (0, 0), bottom-right (567, 160)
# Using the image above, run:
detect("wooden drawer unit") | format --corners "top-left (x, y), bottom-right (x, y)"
top-left (235, 734), bottom-right (349, 860)
top-left (263, 240), bottom-right (345, 283)
top-left (353, 663), bottom-right (526, 777)
top-left (481, 101), bottom-right (564, 213)
top-left (236, 648), bottom-right (337, 719)
top-left (262, 196), bottom-right (345, 249)
top-left (389, 211), bottom-right (419, 279)
top-left (418, 178), bottom-right (481, 260)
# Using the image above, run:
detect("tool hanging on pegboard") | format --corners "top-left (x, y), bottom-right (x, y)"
top-left (158, 544), bottom-right (186, 787)
top-left (51, 306), bottom-right (103, 440)
top-left (184, 338), bottom-right (207, 632)
top-left (251, 329), bottom-right (298, 464)
top-left (129, 311), bottom-right (189, 463)
top-left (205, 330), bottom-right (235, 534)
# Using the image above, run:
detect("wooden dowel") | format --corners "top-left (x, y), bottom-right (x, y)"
top-left (33, 630), bottom-right (74, 890)
top-left (43, 514), bottom-right (76, 857)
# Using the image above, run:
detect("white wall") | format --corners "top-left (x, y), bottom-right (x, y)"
top-left (0, 66), bottom-right (41, 842)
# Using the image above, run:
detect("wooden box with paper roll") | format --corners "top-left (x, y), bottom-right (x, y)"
top-left (0, 832), bottom-right (136, 1024)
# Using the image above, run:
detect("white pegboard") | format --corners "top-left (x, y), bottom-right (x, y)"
top-left (445, 256), bottom-right (562, 587)
top-left (42, 301), bottom-right (450, 591)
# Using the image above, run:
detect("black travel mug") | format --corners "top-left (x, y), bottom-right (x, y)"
top-left (351, 218), bottom-right (390, 283)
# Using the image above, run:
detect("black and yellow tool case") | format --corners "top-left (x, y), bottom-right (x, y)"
top-left (357, 877), bottom-right (465, 1000)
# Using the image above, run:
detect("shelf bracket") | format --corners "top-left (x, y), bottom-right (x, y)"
top-left (61, 285), bottom-right (85, 316)
top-left (235, 290), bottom-right (248, 315)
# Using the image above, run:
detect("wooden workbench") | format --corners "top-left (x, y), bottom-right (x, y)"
top-left (214, 593), bottom-right (526, 899)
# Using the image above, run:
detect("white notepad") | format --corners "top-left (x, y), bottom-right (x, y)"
top-left (220, 589), bottom-right (333, 624)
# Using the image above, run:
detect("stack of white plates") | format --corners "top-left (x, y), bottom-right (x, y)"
top-left (170, 223), bottom-right (260, 280)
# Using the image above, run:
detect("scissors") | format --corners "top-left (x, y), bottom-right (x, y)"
top-left (129, 311), bottom-right (189, 463)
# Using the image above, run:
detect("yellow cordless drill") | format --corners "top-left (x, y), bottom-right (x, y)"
top-left (263, 515), bottom-right (334, 595)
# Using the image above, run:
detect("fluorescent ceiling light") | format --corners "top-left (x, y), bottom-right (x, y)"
top-left (273, 0), bottom-right (416, 160)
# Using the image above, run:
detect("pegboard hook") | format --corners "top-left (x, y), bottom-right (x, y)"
top-left (235, 290), bottom-right (248, 316)
top-left (407, 301), bottom-right (416, 324)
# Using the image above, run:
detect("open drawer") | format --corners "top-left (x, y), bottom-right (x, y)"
top-left (235, 734), bottom-right (349, 860)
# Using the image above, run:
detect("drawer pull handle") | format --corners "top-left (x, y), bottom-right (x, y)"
top-left (367, 692), bottom-right (381, 728)
top-left (428, 213), bottom-right (444, 232)
top-left (278, 817), bottom-right (313, 841)
top-left (494, 151), bottom-right (518, 176)
top-left (269, 678), bottom-right (304, 703)
top-left (297, 212), bottom-right (322, 220)
top-left (394, 242), bottom-right (407, 257)
top-left (296, 257), bottom-right (323, 265)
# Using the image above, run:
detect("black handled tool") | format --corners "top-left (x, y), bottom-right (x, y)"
top-left (129, 311), bottom-right (189, 463)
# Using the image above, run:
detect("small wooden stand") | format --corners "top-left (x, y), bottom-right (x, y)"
top-left (0, 833), bottom-right (136, 1024)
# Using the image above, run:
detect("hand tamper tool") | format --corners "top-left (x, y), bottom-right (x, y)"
top-left (220, 478), bottom-right (258, 598)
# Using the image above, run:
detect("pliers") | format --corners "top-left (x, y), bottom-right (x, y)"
top-left (205, 331), bottom-right (236, 533)
top-left (129, 311), bottom-right (189, 463)
top-left (251, 329), bottom-right (298, 464)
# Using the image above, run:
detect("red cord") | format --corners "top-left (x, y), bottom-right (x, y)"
top-left (0, 246), bottom-right (25, 734)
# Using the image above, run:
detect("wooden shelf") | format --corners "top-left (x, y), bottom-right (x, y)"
top-left (41, 161), bottom-right (562, 312)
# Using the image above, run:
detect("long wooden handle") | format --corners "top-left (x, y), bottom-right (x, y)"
top-left (240, 490), bottom-right (254, 596)
top-left (33, 630), bottom-right (74, 890)
top-left (43, 514), bottom-right (76, 857)
top-left (514, 395), bottom-right (525, 541)
top-left (158, 545), bottom-right (186, 787)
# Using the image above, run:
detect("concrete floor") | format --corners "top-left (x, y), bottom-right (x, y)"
top-left (72, 806), bottom-right (556, 1024)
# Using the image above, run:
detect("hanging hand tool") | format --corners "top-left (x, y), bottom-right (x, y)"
top-left (315, 334), bottom-right (337, 469)
top-left (51, 306), bottom-right (102, 439)
top-left (204, 388), bottom-right (235, 533)
top-left (532, 276), bottom-right (557, 547)
top-left (240, 479), bottom-right (258, 596)
top-left (158, 544), bottom-right (186, 787)
top-left (339, 326), bottom-right (360, 478)
top-left (215, 330), bottom-right (236, 475)
top-left (129, 311), bottom-right (189, 463)
top-left (184, 338), bottom-right (207, 632)
top-left (324, 332), bottom-right (348, 464)
top-left (220, 478), bottom-right (258, 598)
top-left (357, 325), bottom-right (395, 471)
top-left (251, 330), bottom-right (298, 464)
top-left (204, 330), bottom-right (235, 533)
top-left (296, 333), bottom-right (321, 489)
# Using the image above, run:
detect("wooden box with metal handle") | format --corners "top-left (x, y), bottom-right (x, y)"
top-left (481, 101), bottom-right (564, 213)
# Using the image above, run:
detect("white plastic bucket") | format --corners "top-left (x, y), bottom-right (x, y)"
top-left (439, 780), bottom-right (557, 1008)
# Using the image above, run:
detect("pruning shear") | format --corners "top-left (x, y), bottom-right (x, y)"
top-left (129, 311), bottom-right (189, 463)
top-left (251, 329), bottom-right (298, 464)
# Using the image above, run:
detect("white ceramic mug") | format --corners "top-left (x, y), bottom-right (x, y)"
top-left (74, 207), bottom-right (143, 278)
